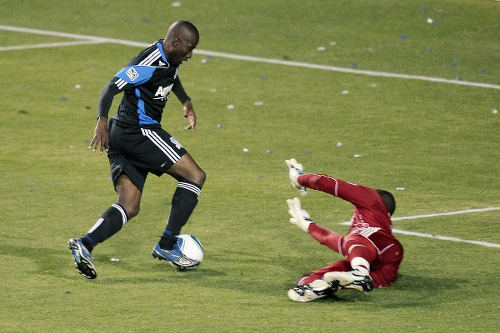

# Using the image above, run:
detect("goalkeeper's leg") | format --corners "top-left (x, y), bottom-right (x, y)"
top-left (323, 236), bottom-right (376, 292)
top-left (288, 279), bottom-right (339, 302)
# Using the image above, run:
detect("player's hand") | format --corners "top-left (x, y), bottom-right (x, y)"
top-left (285, 158), bottom-right (307, 195)
top-left (89, 117), bottom-right (109, 153)
top-left (183, 101), bottom-right (196, 130)
top-left (286, 197), bottom-right (313, 232)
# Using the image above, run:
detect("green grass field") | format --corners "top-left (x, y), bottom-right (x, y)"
top-left (1, 0), bottom-right (499, 332)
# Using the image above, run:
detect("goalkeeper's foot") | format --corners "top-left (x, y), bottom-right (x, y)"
top-left (323, 269), bottom-right (375, 292)
top-left (287, 279), bottom-right (339, 302)
top-left (285, 158), bottom-right (307, 195)
top-left (68, 238), bottom-right (97, 279)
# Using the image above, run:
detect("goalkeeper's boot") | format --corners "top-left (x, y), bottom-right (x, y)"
top-left (323, 269), bottom-right (374, 292)
top-left (285, 158), bottom-right (307, 195)
top-left (287, 279), bottom-right (338, 302)
top-left (68, 238), bottom-right (97, 279)
top-left (152, 242), bottom-right (199, 270)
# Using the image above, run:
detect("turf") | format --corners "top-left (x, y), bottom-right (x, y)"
top-left (0, 1), bottom-right (499, 332)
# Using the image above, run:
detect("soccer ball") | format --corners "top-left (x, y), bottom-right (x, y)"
top-left (176, 234), bottom-right (204, 270)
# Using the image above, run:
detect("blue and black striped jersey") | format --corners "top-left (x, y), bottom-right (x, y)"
top-left (109, 39), bottom-right (190, 127)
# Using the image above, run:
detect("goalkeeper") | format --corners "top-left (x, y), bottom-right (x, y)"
top-left (285, 159), bottom-right (404, 302)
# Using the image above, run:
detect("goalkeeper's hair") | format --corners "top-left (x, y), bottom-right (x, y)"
top-left (375, 189), bottom-right (396, 216)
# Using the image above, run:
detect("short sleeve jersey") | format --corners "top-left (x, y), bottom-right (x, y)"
top-left (110, 40), bottom-right (189, 127)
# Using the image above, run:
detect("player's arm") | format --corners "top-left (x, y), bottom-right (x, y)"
top-left (172, 77), bottom-right (196, 130)
top-left (89, 65), bottom-right (156, 152)
top-left (89, 81), bottom-right (122, 153)
top-left (298, 174), bottom-right (377, 209)
top-left (286, 198), bottom-right (343, 253)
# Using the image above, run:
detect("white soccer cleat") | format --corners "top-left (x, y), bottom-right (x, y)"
top-left (285, 158), bottom-right (307, 195)
top-left (286, 197), bottom-right (313, 232)
top-left (287, 279), bottom-right (337, 302)
top-left (323, 269), bottom-right (375, 292)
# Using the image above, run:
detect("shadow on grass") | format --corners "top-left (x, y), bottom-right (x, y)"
top-left (1, 244), bottom-right (468, 303)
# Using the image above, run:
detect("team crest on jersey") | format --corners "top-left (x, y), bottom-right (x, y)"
top-left (125, 67), bottom-right (139, 81)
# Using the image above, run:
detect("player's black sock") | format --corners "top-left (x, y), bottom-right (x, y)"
top-left (159, 230), bottom-right (177, 250)
top-left (85, 203), bottom-right (129, 249)
top-left (159, 180), bottom-right (201, 250)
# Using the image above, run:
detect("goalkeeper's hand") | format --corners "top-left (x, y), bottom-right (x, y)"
top-left (286, 197), bottom-right (313, 232)
top-left (285, 158), bottom-right (307, 195)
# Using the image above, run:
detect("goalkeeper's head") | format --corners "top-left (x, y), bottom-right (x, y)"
top-left (376, 189), bottom-right (396, 216)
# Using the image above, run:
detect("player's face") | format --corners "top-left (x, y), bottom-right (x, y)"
top-left (168, 38), bottom-right (197, 65)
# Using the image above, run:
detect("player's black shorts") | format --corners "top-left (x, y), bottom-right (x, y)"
top-left (107, 119), bottom-right (187, 192)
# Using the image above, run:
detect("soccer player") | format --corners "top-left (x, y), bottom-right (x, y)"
top-left (68, 20), bottom-right (205, 279)
top-left (285, 159), bottom-right (404, 302)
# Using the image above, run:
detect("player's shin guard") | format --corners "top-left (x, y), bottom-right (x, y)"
top-left (86, 203), bottom-right (128, 250)
top-left (160, 180), bottom-right (201, 250)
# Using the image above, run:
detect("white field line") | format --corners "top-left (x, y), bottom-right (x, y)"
top-left (0, 40), bottom-right (105, 51)
top-left (338, 206), bottom-right (500, 248)
top-left (1, 24), bottom-right (499, 90)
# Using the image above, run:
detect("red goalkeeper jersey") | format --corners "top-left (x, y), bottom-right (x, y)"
top-left (298, 174), bottom-right (403, 287)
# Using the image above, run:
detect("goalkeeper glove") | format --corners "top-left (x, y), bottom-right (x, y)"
top-left (285, 158), bottom-right (307, 195)
top-left (286, 197), bottom-right (313, 232)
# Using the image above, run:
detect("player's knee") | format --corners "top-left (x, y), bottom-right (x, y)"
top-left (186, 167), bottom-right (206, 187)
top-left (195, 168), bottom-right (206, 187)
top-left (126, 204), bottom-right (140, 219)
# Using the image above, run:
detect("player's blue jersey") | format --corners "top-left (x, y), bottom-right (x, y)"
top-left (110, 40), bottom-right (190, 127)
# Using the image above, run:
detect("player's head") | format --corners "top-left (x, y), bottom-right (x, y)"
top-left (376, 189), bottom-right (396, 216)
top-left (163, 20), bottom-right (199, 66)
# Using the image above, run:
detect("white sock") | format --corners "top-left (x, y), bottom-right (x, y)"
top-left (351, 257), bottom-right (370, 276)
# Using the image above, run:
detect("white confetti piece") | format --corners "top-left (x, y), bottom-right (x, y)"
top-left (354, 154), bottom-right (362, 158)
top-left (396, 187), bottom-right (406, 191)
top-left (342, 90), bottom-right (349, 95)
top-left (329, 41), bottom-right (337, 46)
top-left (336, 142), bottom-right (343, 147)
top-left (74, 84), bottom-right (81, 89)
top-left (254, 101), bottom-right (264, 106)
top-left (210, 88), bottom-right (217, 93)
top-left (317, 46), bottom-right (326, 51)
top-left (492, 109), bottom-right (498, 114)
top-left (426, 18), bottom-right (434, 24)
top-left (227, 104), bottom-right (234, 109)
top-left (171, 1), bottom-right (181, 7)
top-left (110, 258), bottom-right (120, 262)
top-left (242, 147), bottom-right (249, 152)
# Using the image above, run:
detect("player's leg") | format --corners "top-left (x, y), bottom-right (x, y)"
top-left (323, 235), bottom-right (376, 292)
top-left (136, 127), bottom-right (205, 268)
top-left (68, 120), bottom-right (147, 279)
top-left (86, 174), bottom-right (141, 247)
top-left (68, 174), bottom-right (141, 279)
top-left (287, 261), bottom-right (348, 302)
top-left (161, 153), bottom-right (205, 245)
top-left (152, 153), bottom-right (206, 268)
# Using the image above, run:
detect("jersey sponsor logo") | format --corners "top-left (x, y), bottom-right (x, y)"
top-left (126, 67), bottom-right (139, 81)
top-left (158, 60), bottom-right (166, 66)
top-left (154, 84), bottom-right (174, 101)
